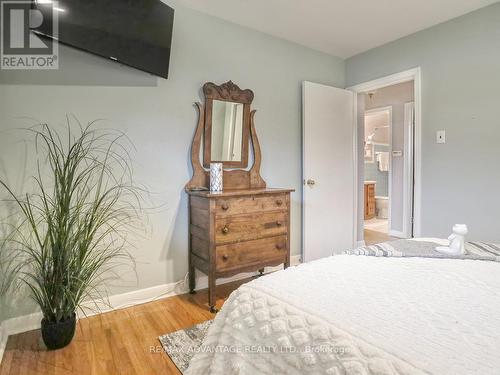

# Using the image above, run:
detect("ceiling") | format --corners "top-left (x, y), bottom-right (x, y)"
top-left (178, 0), bottom-right (497, 58)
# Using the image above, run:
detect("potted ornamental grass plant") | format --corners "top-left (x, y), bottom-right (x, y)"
top-left (0, 122), bottom-right (144, 350)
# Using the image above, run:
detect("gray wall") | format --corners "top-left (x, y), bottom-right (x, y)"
top-left (365, 82), bottom-right (414, 233)
top-left (347, 2), bottom-right (500, 242)
top-left (0, 0), bottom-right (345, 319)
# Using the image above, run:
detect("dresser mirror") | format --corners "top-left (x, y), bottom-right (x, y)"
top-left (210, 100), bottom-right (244, 163)
top-left (203, 81), bottom-right (253, 168)
top-left (186, 81), bottom-right (267, 191)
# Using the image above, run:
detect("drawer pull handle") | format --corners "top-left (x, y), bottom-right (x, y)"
top-left (222, 226), bottom-right (229, 234)
top-left (221, 203), bottom-right (229, 211)
top-left (276, 199), bottom-right (283, 206)
top-left (222, 254), bottom-right (229, 261)
top-left (276, 244), bottom-right (284, 250)
top-left (276, 221), bottom-right (283, 227)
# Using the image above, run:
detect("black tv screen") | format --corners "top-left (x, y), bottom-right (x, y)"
top-left (33, 0), bottom-right (175, 79)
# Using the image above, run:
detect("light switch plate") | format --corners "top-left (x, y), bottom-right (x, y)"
top-left (436, 130), bottom-right (446, 144)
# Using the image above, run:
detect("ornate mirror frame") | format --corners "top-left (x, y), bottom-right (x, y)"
top-left (203, 81), bottom-right (252, 168)
top-left (185, 81), bottom-right (266, 191)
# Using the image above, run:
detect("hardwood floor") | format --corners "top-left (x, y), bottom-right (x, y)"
top-left (0, 278), bottom-right (251, 375)
top-left (364, 228), bottom-right (394, 245)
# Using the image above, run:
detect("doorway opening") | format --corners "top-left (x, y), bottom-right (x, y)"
top-left (349, 68), bottom-right (420, 247)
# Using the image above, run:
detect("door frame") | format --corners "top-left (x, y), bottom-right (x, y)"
top-left (348, 67), bottom-right (422, 242)
top-left (403, 101), bottom-right (415, 238)
top-left (364, 106), bottom-right (393, 234)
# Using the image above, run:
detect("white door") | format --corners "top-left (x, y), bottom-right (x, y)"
top-left (302, 81), bottom-right (355, 262)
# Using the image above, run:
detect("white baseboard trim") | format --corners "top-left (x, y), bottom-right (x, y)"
top-left (389, 230), bottom-right (406, 238)
top-left (2, 312), bottom-right (42, 336)
top-left (0, 255), bottom-right (301, 364)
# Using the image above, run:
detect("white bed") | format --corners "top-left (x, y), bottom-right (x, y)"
top-left (186, 241), bottom-right (500, 374)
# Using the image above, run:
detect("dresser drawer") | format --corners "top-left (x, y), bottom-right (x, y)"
top-left (216, 235), bottom-right (287, 272)
top-left (215, 211), bottom-right (287, 244)
top-left (215, 194), bottom-right (288, 216)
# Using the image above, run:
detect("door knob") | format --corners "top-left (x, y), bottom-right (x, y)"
top-left (306, 179), bottom-right (316, 186)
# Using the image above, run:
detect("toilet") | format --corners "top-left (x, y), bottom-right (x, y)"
top-left (375, 196), bottom-right (389, 219)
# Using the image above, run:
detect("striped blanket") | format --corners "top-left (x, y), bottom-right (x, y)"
top-left (346, 238), bottom-right (500, 262)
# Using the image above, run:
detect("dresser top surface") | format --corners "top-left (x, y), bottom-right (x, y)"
top-left (187, 187), bottom-right (294, 198)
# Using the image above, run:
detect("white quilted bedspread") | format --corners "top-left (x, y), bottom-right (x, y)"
top-left (186, 255), bottom-right (500, 375)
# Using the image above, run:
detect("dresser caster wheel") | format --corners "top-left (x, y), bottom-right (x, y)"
top-left (189, 289), bottom-right (196, 294)
top-left (210, 306), bottom-right (219, 314)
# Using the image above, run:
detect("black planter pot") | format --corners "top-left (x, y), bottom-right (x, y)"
top-left (41, 313), bottom-right (76, 350)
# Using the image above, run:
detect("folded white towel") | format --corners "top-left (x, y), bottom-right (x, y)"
top-left (376, 152), bottom-right (389, 172)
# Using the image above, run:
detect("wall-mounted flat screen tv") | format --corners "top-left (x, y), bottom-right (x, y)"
top-left (33, 0), bottom-right (175, 79)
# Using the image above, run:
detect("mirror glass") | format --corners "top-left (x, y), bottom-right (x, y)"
top-left (210, 99), bottom-right (244, 162)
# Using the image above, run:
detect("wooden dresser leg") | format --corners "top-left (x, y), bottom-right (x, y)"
top-left (284, 258), bottom-right (290, 269)
top-left (188, 261), bottom-right (196, 294)
top-left (208, 274), bottom-right (218, 313)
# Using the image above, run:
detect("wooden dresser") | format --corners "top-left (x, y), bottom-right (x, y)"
top-left (364, 181), bottom-right (376, 220)
top-left (187, 188), bottom-right (293, 312)
top-left (185, 81), bottom-right (294, 312)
